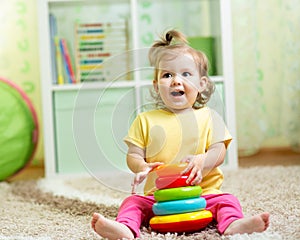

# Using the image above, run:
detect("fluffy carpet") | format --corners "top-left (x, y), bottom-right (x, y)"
top-left (0, 166), bottom-right (299, 240)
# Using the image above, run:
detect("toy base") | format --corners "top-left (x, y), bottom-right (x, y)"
top-left (150, 210), bottom-right (213, 233)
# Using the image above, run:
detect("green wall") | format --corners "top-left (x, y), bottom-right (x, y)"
top-left (0, 0), bottom-right (43, 166)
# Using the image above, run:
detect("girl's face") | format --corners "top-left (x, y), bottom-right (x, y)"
top-left (153, 53), bottom-right (207, 113)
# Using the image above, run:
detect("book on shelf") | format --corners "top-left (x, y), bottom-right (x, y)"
top-left (53, 37), bottom-right (76, 85)
top-left (54, 36), bottom-right (65, 85)
top-left (49, 14), bottom-right (58, 84)
top-left (50, 14), bottom-right (76, 85)
top-left (60, 38), bottom-right (76, 84)
top-left (52, 36), bottom-right (77, 85)
top-left (75, 21), bottom-right (129, 82)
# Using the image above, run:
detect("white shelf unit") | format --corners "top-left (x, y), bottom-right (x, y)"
top-left (37, 0), bottom-right (238, 178)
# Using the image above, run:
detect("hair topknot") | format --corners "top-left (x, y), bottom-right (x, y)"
top-left (151, 29), bottom-right (188, 48)
top-left (166, 32), bottom-right (172, 44)
top-left (149, 29), bottom-right (188, 67)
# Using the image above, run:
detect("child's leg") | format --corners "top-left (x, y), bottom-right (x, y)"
top-left (224, 212), bottom-right (269, 235)
top-left (91, 213), bottom-right (134, 240)
top-left (116, 194), bottom-right (156, 237)
top-left (92, 195), bottom-right (155, 239)
top-left (203, 193), bottom-right (269, 235)
top-left (204, 193), bottom-right (244, 234)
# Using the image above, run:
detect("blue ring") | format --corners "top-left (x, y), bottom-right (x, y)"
top-left (153, 197), bottom-right (206, 215)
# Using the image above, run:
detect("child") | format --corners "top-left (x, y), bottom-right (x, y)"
top-left (91, 29), bottom-right (269, 239)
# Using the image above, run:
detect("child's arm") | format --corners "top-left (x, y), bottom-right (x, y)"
top-left (126, 143), bottom-right (163, 194)
top-left (181, 142), bottom-right (226, 185)
top-left (126, 143), bottom-right (147, 173)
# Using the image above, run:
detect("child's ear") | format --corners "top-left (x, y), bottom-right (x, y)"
top-left (153, 79), bottom-right (159, 92)
top-left (199, 76), bottom-right (208, 92)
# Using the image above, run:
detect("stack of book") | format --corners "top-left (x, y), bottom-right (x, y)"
top-left (75, 21), bottom-right (128, 82)
top-left (50, 14), bottom-right (76, 85)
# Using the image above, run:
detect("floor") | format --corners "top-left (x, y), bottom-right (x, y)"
top-left (7, 166), bottom-right (45, 182)
top-left (238, 147), bottom-right (300, 167)
top-left (7, 147), bottom-right (300, 182)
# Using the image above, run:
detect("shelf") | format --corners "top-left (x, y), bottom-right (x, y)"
top-left (51, 76), bottom-right (225, 91)
top-left (48, 0), bottom-right (129, 3)
top-left (38, 0), bottom-right (238, 177)
top-left (52, 80), bottom-right (137, 91)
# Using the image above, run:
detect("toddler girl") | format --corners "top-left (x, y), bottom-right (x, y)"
top-left (91, 29), bottom-right (269, 239)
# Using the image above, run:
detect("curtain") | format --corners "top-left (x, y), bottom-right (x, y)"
top-left (231, 0), bottom-right (300, 156)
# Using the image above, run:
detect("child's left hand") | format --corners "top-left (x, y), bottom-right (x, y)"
top-left (131, 162), bottom-right (163, 194)
top-left (180, 153), bottom-right (206, 185)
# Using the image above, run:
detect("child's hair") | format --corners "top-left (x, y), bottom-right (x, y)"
top-left (148, 29), bottom-right (215, 109)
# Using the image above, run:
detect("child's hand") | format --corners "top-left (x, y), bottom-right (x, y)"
top-left (180, 154), bottom-right (206, 185)
top-left (131, 162), bottom-right (163, 194)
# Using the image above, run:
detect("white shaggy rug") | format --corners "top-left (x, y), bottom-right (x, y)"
top-left (0, 166), bottom-right (299, 240)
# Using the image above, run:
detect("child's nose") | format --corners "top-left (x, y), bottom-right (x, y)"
top-left (171, 74), bottom-right (183, 86)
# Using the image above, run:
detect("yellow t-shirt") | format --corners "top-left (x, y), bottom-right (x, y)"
top-left (124, 107), bottom-right (232, 195)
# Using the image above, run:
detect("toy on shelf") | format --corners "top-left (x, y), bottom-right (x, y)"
top-left (149, 163), bottom-right (213, 233)
top-left (75, 21), bottom-right (129, 82)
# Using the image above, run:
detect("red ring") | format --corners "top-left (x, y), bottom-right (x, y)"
top-left (156, 175), bottom-right (190, 189)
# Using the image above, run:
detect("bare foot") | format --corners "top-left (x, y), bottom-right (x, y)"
top-left (91, 213), bottom-right (134, 240)
top-left (224, 212), bottom-right (270, 235)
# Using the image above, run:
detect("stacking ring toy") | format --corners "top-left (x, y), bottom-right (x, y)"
top-left (153, 197), bottom-right (206, 215)
top-left (152, 163), bottom-right (189, 177)
top-left (154, 186), bottom-right (202, 202)
top-left (156, 175), bottom-right (190, 189)
top-left (150, 210), bottom-right (213, 233)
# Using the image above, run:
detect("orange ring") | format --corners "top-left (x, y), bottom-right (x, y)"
top-left (152, 163), bottom-right (188, 177)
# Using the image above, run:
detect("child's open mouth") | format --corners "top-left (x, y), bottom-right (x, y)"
top-left (171, 91), bottom-right (184, 96)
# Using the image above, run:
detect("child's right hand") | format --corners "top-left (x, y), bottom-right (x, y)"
top-left (131, 162), bottom-right (163, 194)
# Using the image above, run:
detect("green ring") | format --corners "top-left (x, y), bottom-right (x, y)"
top-left (154, 186), bottom-right (202, 202)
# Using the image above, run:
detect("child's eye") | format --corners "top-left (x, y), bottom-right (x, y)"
top-left (162, 73), bottom-right (173, 78)
top-left (182, 72), bottom-right (191, 77)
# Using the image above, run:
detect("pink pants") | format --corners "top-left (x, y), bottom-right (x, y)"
top-left (116, 193), bottom-right (243, 237)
